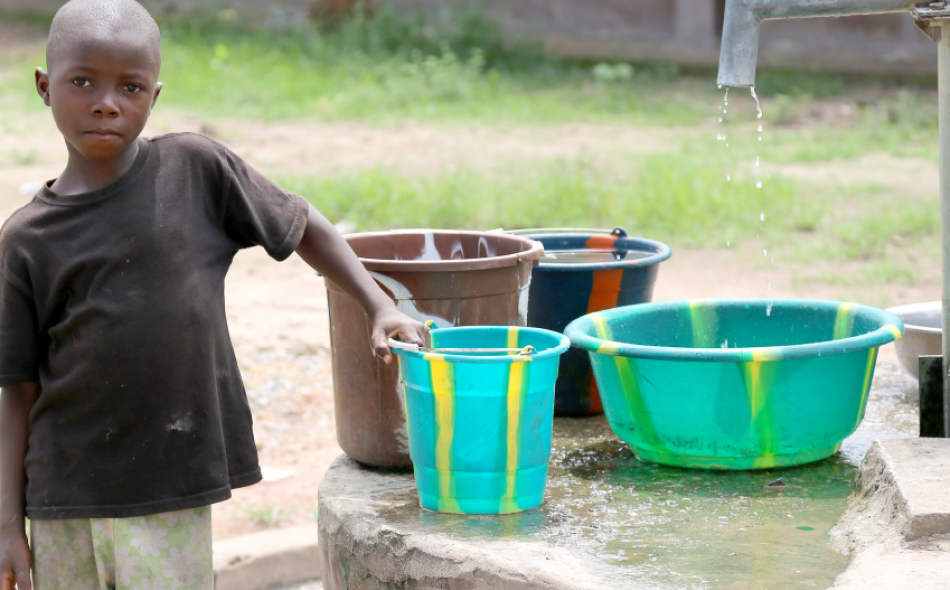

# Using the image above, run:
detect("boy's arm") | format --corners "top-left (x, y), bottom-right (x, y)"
top-left (294, 204), bottom-right (426, 364)
top-left (0, 381), bottom-right (38, 590)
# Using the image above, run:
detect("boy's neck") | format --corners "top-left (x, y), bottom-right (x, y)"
top-left (51, 138), bottom-right (141, 196)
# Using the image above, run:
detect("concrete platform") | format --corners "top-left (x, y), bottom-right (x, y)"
top-left (318, 361), bottom-right (950, 589)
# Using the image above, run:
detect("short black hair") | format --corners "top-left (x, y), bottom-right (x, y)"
top-left (46, 0), bottom-right (162, 72)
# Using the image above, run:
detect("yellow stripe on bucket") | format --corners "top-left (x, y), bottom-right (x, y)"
top-left (505, 362), bottom-right (524, 502)
top-left (430, 360), bottom-right (458, 512)
top-left (505, 326), bottom-right (523, 502)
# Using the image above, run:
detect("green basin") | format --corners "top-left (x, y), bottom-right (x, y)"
top-left (564, 299), bottom-right (904, 469)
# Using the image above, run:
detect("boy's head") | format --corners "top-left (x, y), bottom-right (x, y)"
top-left (37, 0), bottom-right (163, 163)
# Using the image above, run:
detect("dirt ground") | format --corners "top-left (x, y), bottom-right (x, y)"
top-left (0, 27), bottom-right (939, 537)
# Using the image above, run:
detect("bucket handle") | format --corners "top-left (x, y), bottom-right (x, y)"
top-left (504, 226), bottom-right (628, 237)
top-left (388, 338), bottom-right (536, 355)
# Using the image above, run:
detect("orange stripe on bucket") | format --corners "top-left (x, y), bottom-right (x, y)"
top-left (585, 234), bottom-right (619, 251)
top-left (585, 269), bottom-right (623, 414)
top-left (587, 269), bottom-right (624, 313)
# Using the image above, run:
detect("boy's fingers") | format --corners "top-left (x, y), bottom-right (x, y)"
top-left (1, 572), bottom-right (14, 590)
top-left (370, 328), bottom-right (393, 365)
top-left (399, 325), bottom-right (425, 347)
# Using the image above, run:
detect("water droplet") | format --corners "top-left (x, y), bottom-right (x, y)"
top-left (726, 175), bottom-right (731, 182)
top-left (719, 117), bottom-right (723, 123)
top-left (767, 280), bottom-right (772, 290)
top-left (763, 249), bottom-right (768, 257)
top-left (760, 213), bottom-right (765, 221)
top-left (718, 84), bottom-right (722, 89)
top-left (755, 156), bottom-right (760, 168)
top-left (766, 302), bottom-right (773, 316)
top-left (750, 87), bottom-right (764, 120)
top-left (726, 143), bottom-right (729, 147)
top-left (758, 137), bottom-right (762, 142)
top-left (726, 240), bottom-right (731, 247)
top-left (724, 109), bottom-right (728, 114)
top-left (756, 181), bottom-right (763, 189)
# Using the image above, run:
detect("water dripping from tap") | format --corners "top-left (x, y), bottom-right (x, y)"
top-left (750, 87), bottom-right (763, 120)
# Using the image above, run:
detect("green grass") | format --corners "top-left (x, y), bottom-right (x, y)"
top-left (0, 6), bottom-right (936, 131)
top-left (277, 152), bottom-right (822, 247)
top-left (0, 8), bottom-right (941, 289)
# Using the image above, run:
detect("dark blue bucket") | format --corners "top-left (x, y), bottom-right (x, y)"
top-left (511, 228), bottom-right (672, 415)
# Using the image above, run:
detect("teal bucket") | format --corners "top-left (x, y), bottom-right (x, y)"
top-left (392, 326), bottom-right (570, 514)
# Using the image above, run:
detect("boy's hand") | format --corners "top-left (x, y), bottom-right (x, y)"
top-left (370, 308), bottom-right (427, 365)
top-left (0, 526), bottom-right (32, 590)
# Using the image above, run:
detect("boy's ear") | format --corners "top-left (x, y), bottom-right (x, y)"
top-left (35, 67), bottom-right (51, 107)
top-left (150, 82), bottom-right (163, 111)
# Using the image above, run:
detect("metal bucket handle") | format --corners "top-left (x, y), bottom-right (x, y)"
top-left (505, 226), bottom-right (628, 237)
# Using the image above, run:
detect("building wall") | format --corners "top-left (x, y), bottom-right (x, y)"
top-left (3, 0), bottom-right (937, 75)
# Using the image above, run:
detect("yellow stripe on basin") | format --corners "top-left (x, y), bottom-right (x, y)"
top-left (884, 325), bottom-right (902, 341)
top-left (853, 347), bottom-right (879, 432)
top-left (751, 348), bottom-right (783, 362)
top-left (430, 360), bottom-right (458, 512)
top-left (689, 300), bottom-right (718, 348)
top-left (833, 303), bottom-right (856, 340)
top-left (741, 360), bottom-right (778, 469)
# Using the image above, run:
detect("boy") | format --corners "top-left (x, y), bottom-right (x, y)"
top-left (0, 1), bottom-right (426, 588)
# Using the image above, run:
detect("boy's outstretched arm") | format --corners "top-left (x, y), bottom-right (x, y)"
top-left (0, 381), bottom-right (38, 590)
top-left (295, 204), bottom-right (427, 364)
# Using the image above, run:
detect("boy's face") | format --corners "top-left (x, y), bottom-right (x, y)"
top-left (36, 32), bottom-right (162, 162)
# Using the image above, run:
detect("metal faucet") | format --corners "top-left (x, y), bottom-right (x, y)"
top-left (718, 0), bottom-right (919, 88)
top-left (717, 0), bottom-right (950, 436)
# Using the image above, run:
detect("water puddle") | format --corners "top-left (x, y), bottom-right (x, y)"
top-left (540, 360), bottom-right (916, 589)
top-left (373, 361), bottom-right (917, 589)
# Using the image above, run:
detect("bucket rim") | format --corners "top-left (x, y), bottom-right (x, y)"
top-left (392, 326), bottom-right (571, 363)
top-left (343, 230), bottom-right (544, 272)
top-left (885, 301), bottom-right (942, 335)
top-left (513, 231), bottom-right (671, 272)
top-left (565, 298), bottom-right (904, 363)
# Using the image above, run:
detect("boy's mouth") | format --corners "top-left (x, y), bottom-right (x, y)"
top-left (86, 129), bottom-right (121, 138)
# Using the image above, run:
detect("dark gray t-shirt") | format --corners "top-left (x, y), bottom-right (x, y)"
top-left (0, 132), bottom-right (309, 519)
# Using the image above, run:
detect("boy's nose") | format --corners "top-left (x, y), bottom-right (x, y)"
top-left (91, 91), bottom-right (120, 117)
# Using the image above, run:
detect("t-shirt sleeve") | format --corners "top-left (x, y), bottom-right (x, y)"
top-left (220, 146), bottom-right (310, 261)
top-left (0, 270), bottom-right (40, 387)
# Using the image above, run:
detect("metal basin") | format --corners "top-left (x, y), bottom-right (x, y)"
top-left (886, 301), bottom-right (942, 380)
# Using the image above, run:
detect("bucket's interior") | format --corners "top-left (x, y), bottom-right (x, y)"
top-left (590, 301), bottom-right (889, 350)
top-left (532, 233), bottom-right (661, 264)
top-left (346, 231), bottom-right (534, 261)
top-left (428, 327), bottom-right (564, 358)
top-left (890, 304), bottom-right (941, 331)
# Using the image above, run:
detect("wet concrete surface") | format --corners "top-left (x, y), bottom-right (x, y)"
top-left (318, 359), bottom-right (919, 590)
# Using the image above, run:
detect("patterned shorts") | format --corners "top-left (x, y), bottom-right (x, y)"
top-left (30, 506), bottom-right (213, 590)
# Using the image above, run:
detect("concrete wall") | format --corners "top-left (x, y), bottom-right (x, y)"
top-left (2, 0), bottom-right (938, 75)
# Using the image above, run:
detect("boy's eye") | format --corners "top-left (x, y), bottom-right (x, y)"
top-left (71, 78), bottom-right (92, 87)
top-left (123, 84), bottom-right (143, 94)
